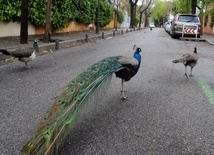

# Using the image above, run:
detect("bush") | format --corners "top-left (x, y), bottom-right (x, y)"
top-left (117, 10), bottom-right (124, 24)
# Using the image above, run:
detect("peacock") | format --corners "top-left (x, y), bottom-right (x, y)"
top-left (0, 39), bottom-right (39, 68)
top-left (172, 45), bottom-right (199, 78)
top-left (21, 45), bottom-right (142, 155)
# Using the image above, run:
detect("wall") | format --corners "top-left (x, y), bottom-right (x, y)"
top-left (0, 15), bottom-right (119, 37)
top-left (0, 21), bottom-right (35, 37)
top-left (35, 20), bottom-right (118, 35)
top-left (203, 14), bottom-right (214, 35)
top-left (203, 2), bottom-right (214, 35)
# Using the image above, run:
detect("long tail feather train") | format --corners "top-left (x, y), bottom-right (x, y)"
top-left (21, 56), bottom-right (123, 155)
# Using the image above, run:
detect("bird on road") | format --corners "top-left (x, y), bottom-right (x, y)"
top-left (172, 45), bottom-right (199, 78)
top-left (0, 39), bottom-right (39, 68)
top-left (115, 45), bottom-right (142, 99)
top-left (21, 45), bottom-right (142, 155)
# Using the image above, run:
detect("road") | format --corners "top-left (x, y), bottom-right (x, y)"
top-left (0, 28), bottom-right (214, 155)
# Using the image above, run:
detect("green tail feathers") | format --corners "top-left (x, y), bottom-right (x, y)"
top-left (21, 56), bottom-right (122, 155)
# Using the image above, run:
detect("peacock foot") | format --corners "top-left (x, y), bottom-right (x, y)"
top-left (189, 74), bottom-right (194, 77)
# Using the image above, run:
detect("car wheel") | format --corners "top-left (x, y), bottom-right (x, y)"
top-left (171, 33), bottom-right (176, 38)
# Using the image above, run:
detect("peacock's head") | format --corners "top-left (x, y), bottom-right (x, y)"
top-left (135, 47), bottom-right (142, 53)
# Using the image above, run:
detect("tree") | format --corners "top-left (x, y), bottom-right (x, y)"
top-left (192, 0), bottom-right (197, 14)
top-left (44, 0), bottom-right (52, 43)
top-left (139, 0), bottom-right (153, 28)
top-left (151, 0), bottom-right (173, 26)
top-left (20, 0), bottom-right (29, 44)
top-left (129, 0), bottom-right (139, 28)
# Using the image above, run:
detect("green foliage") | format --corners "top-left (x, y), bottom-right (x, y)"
top-left (135, 16), bottom-right (139, 26)
top-left (151, 0), bottom-right (172, 22)
top-left (0, 0), bottom-right (21, 22)
top-left (52, 0), bottom-right (77, 29)
top-left (117, 10), bottom-right (124, 24)
top-left (0, 0), bottom-right (114, 29)
top-left (99, 1), bottom-right (113, 27)
top-left (172, 0), bottom-right (191, 15)
top-left (29, 0), bottom-right (46, 27)
top-left (74, 0), bottom-right (98, 25)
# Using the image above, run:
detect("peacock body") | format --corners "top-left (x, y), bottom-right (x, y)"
top-left (21, 46), bottom-right (142, 155)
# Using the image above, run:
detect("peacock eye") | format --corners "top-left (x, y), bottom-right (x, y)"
top-left (79, 81), bottom-right (84, 85)
top-left (44, 116), bottom-right (48, 120)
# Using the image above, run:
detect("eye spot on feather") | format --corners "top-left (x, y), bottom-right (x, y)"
top-left (71, 79), bottom-right (76, 84)
top-left (44, 116), bottom-right (48, 120)
top-left (70, 88), bottom-right (75, 92)
top-left (79, 81), bottom-right (84, 85)
top-left (58, 99), bottom-right (65, 104)
top-left (94, 68), bottom-right (99, 72)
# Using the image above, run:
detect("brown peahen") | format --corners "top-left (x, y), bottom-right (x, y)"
top-left (21, 45), bottom-right (142, 155)
top-left (0, 39), bottom-right (39, 68)
top-left (172, 45), bottom-right (199, 78)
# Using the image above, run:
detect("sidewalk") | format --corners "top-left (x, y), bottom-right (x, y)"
top-left (0, 28), bottom-right (213, 61)
top-left (0, 28), bottom-right (134, 50)
top-left (201, 34), bottom-right (214, 45)
top-left (0, 28), bottom-right (143, 61)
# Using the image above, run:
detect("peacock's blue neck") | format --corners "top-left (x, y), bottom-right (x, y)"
top-left (134, 52), bottom-right (141, 66)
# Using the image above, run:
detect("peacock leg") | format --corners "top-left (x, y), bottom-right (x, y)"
top-left (121, 79), bottom-right (128, 100)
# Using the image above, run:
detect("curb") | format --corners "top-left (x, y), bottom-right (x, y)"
top-left (205, 39), bottom-right (214, 45)
top-left (38, 29), bottom-right (141, 51)
top-left (0, 28), bottom-right (142, 62)
top-left (179, 37), bottom-right (214, 46)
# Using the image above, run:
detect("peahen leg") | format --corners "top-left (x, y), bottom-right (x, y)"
top-left (121, 79), bottom-right (128, 100)
top-left (25, 62), bottom-right (28, 68)
top-left (184, 66), bottom-right (188, 78)
top-left (190, 67), bottom-right (194, 77)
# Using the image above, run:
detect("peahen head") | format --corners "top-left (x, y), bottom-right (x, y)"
top-left (33, 39), bottom-right (39, 53)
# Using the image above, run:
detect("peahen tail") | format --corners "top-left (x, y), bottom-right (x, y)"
top-left (21, 56), bottom-right (123, 155)
top-left (0, 49), bottom-right (11, 55)
top-left (172, 58), bottom-right (182, 63)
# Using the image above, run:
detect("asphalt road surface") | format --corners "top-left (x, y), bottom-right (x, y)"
top-left (0, 28), bottom-right (214, 155)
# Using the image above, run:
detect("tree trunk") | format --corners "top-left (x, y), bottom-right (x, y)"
top-left (20, 0), bottom-right (29, 44)
top-left (191, 0), bottom-right (197, 14)
top-left (129, 2), bottom-right (134, 28)
top-left (144, 11), bottom-right (148, 27)
top-left (200, 0), bottom-right (204, 35)
top-left (44, 0), bottom-right (52, 43)
top-left (133, 6), bottom-right (136, 27)
top-left (139, 12), bottom-right (143, 28)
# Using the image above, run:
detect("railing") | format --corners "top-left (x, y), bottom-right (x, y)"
top-left (182, 24), bottom-right (198, 38)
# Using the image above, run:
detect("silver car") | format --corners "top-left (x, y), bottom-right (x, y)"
top-left (170, 14), bottom-right (201, 38)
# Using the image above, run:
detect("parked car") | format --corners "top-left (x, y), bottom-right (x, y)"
top-left (149, 24), bottom-right (155, 28)
top-left (170, 14), bottom-right (201, 38)
top-left (164, 21), bottom-right (171, 34)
